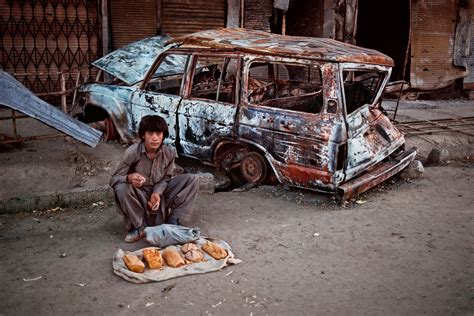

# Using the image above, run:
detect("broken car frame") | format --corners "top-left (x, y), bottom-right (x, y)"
top-left (77, 28), bottom-right (416, 199)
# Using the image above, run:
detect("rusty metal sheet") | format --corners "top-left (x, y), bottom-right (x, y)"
top-left (410, 0), bottom-right (468, 90)
top-left (170, 28), bottom-right (394, 66)
top-left (0, 70), bottom-right (102, 147)
top-left (92, 35), bottom-right (185, 85)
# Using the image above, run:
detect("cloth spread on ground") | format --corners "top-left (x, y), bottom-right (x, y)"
top-left (112, 237), bottom-right (242, 283)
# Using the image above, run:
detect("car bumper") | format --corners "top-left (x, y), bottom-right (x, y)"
top-left (338, 147), bottom-right (417, 201)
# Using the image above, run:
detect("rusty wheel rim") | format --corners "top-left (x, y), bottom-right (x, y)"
top-left (104, 118), bottom-right (118, 141)
top-left (240, 152), bottom-right (267, 183)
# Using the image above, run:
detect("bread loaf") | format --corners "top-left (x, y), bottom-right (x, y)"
top-left (202, 241), bottom-right (227, 260)
top-left (123, 254), bottom-right (145, 273)
top-left (143, 248), bottom-right (162, 269)
top-left (184, 249), bottom-right (204, 262)
top-left (181, 243), bottom-right (199, 254)
top-left (162, 249), bottom-right (186, 268)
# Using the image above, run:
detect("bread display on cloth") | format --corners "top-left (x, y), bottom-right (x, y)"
top-left (123, 254), bottom-right (145, 273)
top-left (162, 248), bottom-right (186, 268)
top-left (143, 248), bottom-right (162, 269)
top-left (202, 241), bottom-right (228, 260)
top-left (113, 237), bottom-right (242, 283)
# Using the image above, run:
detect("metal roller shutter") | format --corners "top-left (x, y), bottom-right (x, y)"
top-left (110, 0), bottom-right (158, 49)
top-left (161, 0), bottom-right (226, 38)
top-left (410, 0), bottom-right (468, 90)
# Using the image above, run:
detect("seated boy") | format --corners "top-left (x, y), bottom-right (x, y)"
top-left (110, 115), bottom-right (198, 242)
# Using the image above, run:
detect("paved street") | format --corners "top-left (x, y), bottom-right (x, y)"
top-left (1, 162), bottom-right (473, 315)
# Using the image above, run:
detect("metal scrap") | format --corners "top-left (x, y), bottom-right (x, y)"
top-left (0, 70), bottom-right (102, 147)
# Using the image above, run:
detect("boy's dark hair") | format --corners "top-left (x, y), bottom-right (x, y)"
top-left (138, 115), bottom-right (169, 139)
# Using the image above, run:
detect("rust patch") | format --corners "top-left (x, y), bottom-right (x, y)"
top-left (170, 28), bottom-right (394, 67)
top-left (279, 163), bottom-right (333, 185)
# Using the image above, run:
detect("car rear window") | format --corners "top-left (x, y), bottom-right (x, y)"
top-left (342, 70), bottom-right (385, 115)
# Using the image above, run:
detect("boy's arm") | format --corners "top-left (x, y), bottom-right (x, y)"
top-left (152, 148), bottom-right (175, 195)
top-left (110, 144), bottom-right (138, 188)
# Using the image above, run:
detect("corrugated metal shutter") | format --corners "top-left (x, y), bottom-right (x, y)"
top-left (110, 0), bottom-right (158, 49)
top-left (410, 0), bottom-right (467, 90)
top-left (161, 0), bottom-right (226, 38)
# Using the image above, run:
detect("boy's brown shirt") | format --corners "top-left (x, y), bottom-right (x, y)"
top-left (110, 142), bottom-right (175, 195)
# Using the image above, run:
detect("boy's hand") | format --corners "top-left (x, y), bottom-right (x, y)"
top-left (127, 173), bottom-right (146, 187)
top-left (148, 193), bottom-right (161, 213)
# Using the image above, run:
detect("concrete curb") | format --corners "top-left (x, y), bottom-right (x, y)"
top-left (0, 185), bottom-right (113, 214)
top-left (422, 144), bottom-right (473, 164)
top-left (0, 173), bottom-right (217, 214)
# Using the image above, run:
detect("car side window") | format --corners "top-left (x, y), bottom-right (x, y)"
top-left (343, 70), bottom-right (384, 115)
top-left (146, 54), bottom-right (190, 95)
top-left (247, 61), bottom-right (323, 114)
top-left (190, 56), bottom-right (238, 104)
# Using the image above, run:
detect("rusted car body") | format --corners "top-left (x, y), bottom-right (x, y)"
top-left (78, 28), bottom-right (416, 199)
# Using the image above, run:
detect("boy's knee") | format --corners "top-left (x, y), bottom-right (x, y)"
top-left (115, 182), bottom-right (132, 196)
top-left (186, 174), bottom-right (199, 191)
top-left (189, 174), bottom-right (198, 185)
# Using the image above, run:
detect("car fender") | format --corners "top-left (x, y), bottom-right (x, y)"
top-left (81, 84), bottom-right (135, 141)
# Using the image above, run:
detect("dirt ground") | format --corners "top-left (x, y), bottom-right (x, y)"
top-left (0, 162), bottom-right (473, 315)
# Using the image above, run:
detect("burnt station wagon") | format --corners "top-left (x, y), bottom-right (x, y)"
top-left (78, 28), bottom-right (416, 199)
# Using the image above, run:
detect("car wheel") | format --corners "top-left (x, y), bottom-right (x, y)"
top-left (89, 117), bottom-right (118, 141)
top-left (240, 152), bottom-right (268, 184)
top-left (103, 118), bottom-right (118, 141)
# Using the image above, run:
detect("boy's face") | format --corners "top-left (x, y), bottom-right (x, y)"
top-left (143, 131), bottom-right (164, 152)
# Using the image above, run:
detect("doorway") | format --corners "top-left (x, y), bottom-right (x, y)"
top-left (356, 0), bottom-right (410, 81)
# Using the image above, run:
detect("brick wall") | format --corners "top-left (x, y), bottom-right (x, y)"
top-left (244, 0), bottom-right (273, 31)
top-left (243, 0), bottom-right (326, 38)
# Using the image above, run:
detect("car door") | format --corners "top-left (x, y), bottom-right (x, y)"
top-left (177, 54), bottom-right (240, 159)
top-left (128, 53), bottom-right (191, 147)
top-left (341, 63), bottom-right (405, 180)
top-left (237, 59), bottom-right (346, 191)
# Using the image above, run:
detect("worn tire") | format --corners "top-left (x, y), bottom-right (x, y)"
top-left (240, 151), bottom-right (268, 184)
